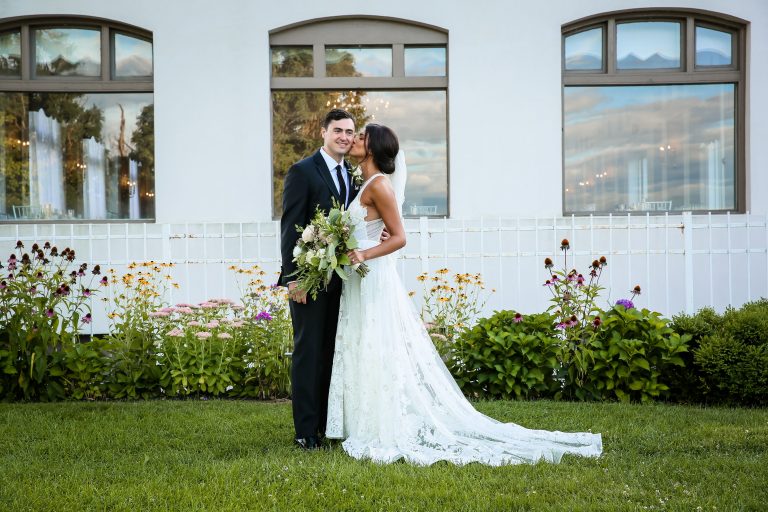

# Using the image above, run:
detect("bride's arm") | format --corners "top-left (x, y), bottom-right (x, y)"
top-left (353, 179), bottom-right (406, 262)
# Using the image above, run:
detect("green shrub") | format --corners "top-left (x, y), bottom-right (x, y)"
top-left (52, 337), bottom-right (113, 400)
top-left (453, 311), bottom-right (561, 400)
top-left (694, 334), bottom-right (768, 405)
top-left (671, 299), bottom-right (768, 405)
top-left (668, 307), bottom-right (721, 402)
top-left (720, 299), bottom-right (768, 346)
top-left (562, 306), bottom-right (689, 403)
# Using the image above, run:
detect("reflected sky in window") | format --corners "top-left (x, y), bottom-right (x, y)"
top-left (696, 27), bottom-right (732, 66)
top-left (35, 28), bottom-right (101, 77)
top-left (326, 47), bottom-right (391, 77)
top-left (617, 22), bottom-right (680, 69)
top-left (114, 33), bottom-right (153, 77)
top-left (565, 28), bottom-right (602, 70)
top-left (405, 47), bottom-right (446, 76)
top-left (564, 84), bottom-right (735, 213)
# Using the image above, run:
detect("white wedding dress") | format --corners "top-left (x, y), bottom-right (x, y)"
top-left (325, 174), bottom-right (602, 465)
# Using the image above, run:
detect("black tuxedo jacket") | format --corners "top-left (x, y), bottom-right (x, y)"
top-left (279, 150), bottom-right (358, 286)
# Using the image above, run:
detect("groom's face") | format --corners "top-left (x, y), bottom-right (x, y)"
top-left (321, 118), bottom-right (355, 159)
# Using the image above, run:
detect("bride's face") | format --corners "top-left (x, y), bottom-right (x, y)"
top-left (349, 131), bottom-right (367, 159)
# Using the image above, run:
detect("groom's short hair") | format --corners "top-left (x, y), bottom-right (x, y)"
top-left (323, 108), bottom-right (354, 129)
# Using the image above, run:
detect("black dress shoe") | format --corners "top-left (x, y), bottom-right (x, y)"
top-left (294, 436), bottom-right (321, 450)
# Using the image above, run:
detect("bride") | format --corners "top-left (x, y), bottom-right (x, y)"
top-left (325, 124), bottom-right (602, 465)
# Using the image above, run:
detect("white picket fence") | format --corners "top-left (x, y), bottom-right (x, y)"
top-left (2, 212), bottom-right (766, 333)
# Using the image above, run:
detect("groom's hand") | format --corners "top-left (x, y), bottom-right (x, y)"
top-left (288, 281), bottom-right (307, 304)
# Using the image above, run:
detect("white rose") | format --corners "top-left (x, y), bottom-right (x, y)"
top-left (292, 245), bottom-right (302, 257)
top-left (301, 225), bottom-right (315, 243)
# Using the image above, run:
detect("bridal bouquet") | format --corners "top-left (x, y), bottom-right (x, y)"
top-left (290, 200), bottom-right (369, 299)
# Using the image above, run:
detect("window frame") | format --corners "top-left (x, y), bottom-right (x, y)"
top-left (561, 8), bottom-right (747, 215)
top-left (269, 16), bottom-right (449, 219)
top-left (0, 15), bottom-right (154, 224)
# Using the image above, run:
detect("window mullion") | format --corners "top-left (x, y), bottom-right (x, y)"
top-left (101, 24), bottom-right (110, 81)
top-left (20, 24), bottom-right (30, 80)
top-left (313, 43), bottom-right (325, 78)
top-left (606, 19), bottom-right (616, 74)
top-left (392, 43), bottom-right (404, 77)
top-left (685, 16), bottom-right (695, 73)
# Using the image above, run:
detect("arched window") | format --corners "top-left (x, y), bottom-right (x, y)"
top-left (562, 9), bottom-right (746, 214)
top-left (270, 16), bottom-right (448, 217)
top-left (0, 15), bottom-right (154, 221)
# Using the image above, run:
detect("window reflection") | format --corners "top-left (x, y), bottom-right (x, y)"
top-left (34, 28), bottom-right (101, 77)
top-left (564, 84), bottom-right (735, 213)
top-left (0, 31), bottom-right (21, 77)
top-left (271, 46), bottom-right (313, 77)
top-left (114, 33), bottom-right (153, 77)
top-left (565, 27), bottom-right (603, 70)
top-left (272, 90), bottom-right (447, 217)
top-left (0, 92), bottom-right (155, 220)
top-left (696, 26), bottom-right (732, 66)
top-left (404, 47), bottom-right (446, 76)
top-left (617, 22), bottom-right (680, 69)
top-left (326, 47), bottom-right (392, 77)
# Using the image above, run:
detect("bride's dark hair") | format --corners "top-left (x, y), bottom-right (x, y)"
top-left (364, 124), bottom-right (399, 174)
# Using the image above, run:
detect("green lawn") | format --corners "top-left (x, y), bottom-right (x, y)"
top-left (1, 400), bottom-right (766, 511)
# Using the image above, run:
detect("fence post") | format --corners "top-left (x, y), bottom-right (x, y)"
top-left (683, 211), bottom-right (694, 314)
top-left (420, 216), bottom-right (429, 273)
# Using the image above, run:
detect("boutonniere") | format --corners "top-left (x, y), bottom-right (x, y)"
top-left (348, 166), bottom-right (364, 189)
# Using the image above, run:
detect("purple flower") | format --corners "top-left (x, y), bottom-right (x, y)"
top-left (513, 313), bottom-right (523, 323)
top-left (100, 276), bottom-right (108, 286)
top-left (0, 281), bottom-right (6, 290)
top-left (82, 313), bottom-right (92, 324)
top-left (46, 308), bottom-right (54, 318)
top-left (616, 299), bottom-right (635, 309)
top-left (255, 311), bottom-right (273, 321)
top-left (82, 288), bottom-right (92, 297)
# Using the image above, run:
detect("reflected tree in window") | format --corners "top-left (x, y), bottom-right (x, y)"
top-left (271, 90), bottom-right (369, 216)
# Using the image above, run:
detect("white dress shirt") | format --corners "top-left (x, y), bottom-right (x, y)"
top-left (319, 147), bottom-right (349, 205)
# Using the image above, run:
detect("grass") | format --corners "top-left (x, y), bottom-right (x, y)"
top-left (1, 400), bottom-right (766, 511)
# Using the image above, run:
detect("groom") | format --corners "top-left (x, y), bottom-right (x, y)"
top-left (279, 109), bottom-right (358, 450)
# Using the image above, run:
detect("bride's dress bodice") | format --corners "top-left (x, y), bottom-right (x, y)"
top-left (348, 174), bottom-right (386, 248)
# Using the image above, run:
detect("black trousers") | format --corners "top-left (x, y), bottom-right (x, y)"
top-left (289, 275), bottom-right (342, 438)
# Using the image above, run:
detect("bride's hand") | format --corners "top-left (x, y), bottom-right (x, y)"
top-left (348, 249), bottom-right (366, 265)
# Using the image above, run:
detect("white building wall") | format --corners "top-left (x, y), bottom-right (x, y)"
top-left (2, 0), bottom-right (764, 221)
top-left (1, 0), bottom-right (766, 328)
